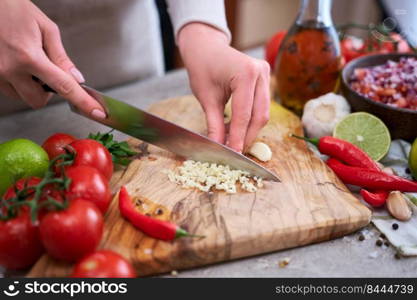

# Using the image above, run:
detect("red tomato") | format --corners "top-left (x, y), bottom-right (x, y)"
top-left (2, 177), bottom-right (63, 218)
top-left (265, 30), bottom-right (287, 70)
top-left (375, 33), bottom-right (410, 53)
top-left (39, 199), bottom-right (103, 262)
top-left (65, 166), bottom-right (111, 213)
top-left (68, 139), bottom-right (113, 180)
top-left (341, 36), bottom-right (365, 63)
top-left (71, 250), bottom-right (136, 278)
top-left (3, 177), bottom-right (42, 201)
top-left (0, 210), bottom-right (44, 269)
top-left (42, 133), bottom-right (76, 160)
top-left (341, 33), bottom-right (411, 63)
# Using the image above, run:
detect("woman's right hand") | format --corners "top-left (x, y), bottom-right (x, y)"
top-left (0, 0), bottom-right (105, 119)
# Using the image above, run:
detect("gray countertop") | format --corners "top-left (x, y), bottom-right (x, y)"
top-left (1, 51), bottom-right (417, 277)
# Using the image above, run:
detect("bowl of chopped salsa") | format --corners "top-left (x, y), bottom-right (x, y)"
top-left (341, 53), bottom-right (417, 141)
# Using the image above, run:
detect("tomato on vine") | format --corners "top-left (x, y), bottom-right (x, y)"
top-left (66, 139), bottom-right (113, 180)
top-left (0, 209), bottom-right (44, 270)
top-left (65, 165), bottom-right (111, 214)
top-left (39, 199), bottom-right (103, 262)
top-left (42, 133), bottom-right (76, 160)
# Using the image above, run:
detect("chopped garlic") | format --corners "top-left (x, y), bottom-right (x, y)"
top-left (164, 160), bottom-right (262, 193)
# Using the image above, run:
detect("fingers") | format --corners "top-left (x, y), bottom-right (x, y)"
top-left (204, 102), bottom-right (227, 144)
top-left (228, 74), bottom-right (256, 153)
top-left (40, 20), bottom-right (85, 83)
top-left (243, 68), bottom-right (270, 149)
top-left (28, 55), bottom-right (106, 118)
top-left (9, 75), bottom-right (52, 109)
top-left (0, 80), bottom-right (20, 100)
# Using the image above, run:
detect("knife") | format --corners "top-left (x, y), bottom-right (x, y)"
top-left (39, 80), bottom-right (279, 181)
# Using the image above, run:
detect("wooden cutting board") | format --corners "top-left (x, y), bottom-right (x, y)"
top-left (28, 96), bottom-right (371, 277)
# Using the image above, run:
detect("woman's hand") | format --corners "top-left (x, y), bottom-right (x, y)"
top-left (178, 23), bottom-right (270, 153)
top-left (0, 0), bottom-right (105, 119)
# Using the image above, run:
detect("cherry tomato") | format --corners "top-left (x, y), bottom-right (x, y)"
top-left (65, 166), bottom-right (111, 213)
top-left (39, 199), bottom-right (103, 262)
top-left (374, 33), bottom-right (410, 53)
top-left (341, 33), bottom-right (411, 64)
top-left (3, 177), bottom-right (42, 201)
top-left (42, 133), bottom-right (76, 160)
top-left (341, 35), bottom-right (365, 63)
top-left (2, 177), bottom-right (42, 216)
top-left (0, 210), bottom-right (44, 269)
top-left (265, 30), bottom-right (287, 70)
top-left (2, 177), bottom-right (63, 218)
top-left (68, 139), bottom-right (113, 180)
top-left (71, 250), bottom-right (136, 278)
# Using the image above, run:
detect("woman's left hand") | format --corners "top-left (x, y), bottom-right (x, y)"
top-left (178, 23), bottom-right (270, 153)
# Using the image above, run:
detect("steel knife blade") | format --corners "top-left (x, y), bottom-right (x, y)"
top-left (69, 85), bottom-right (280, 182)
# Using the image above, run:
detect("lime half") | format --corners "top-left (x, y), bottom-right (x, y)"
top-left (0, 138), bottom-right (49, 196)
top-left (333, 112), bottom-right (391, 161)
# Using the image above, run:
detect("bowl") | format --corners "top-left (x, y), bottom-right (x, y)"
top-left (341, 53), bottom-right (417, 142)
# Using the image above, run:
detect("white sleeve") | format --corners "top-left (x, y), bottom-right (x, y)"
top-left (166, 0), bottom-right (231, 43)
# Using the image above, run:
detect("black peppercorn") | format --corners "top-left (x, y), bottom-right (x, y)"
top-left (394, 252), bottom-right (401, 259)
top-left (376, 239), bottom-right (383, 247)
top-left (392, 223), bottom-right (399, 230)
top-left (380, 233), bottom-right (386, 239)
top-left (358, 234), bottom-right (365, 241)
top-left (384, 241), bottom-right (390, 247)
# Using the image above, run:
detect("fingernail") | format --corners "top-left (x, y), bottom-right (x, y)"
top-left (70, 67), bottom-right (85, 83)
top-left (91, 109), bottom-right (106, 119)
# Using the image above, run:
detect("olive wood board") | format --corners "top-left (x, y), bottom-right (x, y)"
top-left (28, 95), bottom-right (371, 277)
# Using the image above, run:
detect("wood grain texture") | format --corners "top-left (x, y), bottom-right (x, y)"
top-left (28, 96), bottom-right (371, 277)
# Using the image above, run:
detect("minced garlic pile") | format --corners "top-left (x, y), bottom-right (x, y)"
top-left (164, 160), bottom-right (263, 194)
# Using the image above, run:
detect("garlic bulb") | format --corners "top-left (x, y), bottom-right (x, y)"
top-left (248, 142), bottom-right (272, 162)
top-left (301, 93), bottom-right (350, 138)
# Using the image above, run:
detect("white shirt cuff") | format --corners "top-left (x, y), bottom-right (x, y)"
top-left (166, 0), bottom-right (232, 44)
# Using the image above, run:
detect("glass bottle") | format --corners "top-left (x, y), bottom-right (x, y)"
top-left (273, 0), bottom-right (342, 115)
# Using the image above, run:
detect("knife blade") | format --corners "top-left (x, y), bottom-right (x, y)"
top-left (68, 85), bottom-right (280, 182)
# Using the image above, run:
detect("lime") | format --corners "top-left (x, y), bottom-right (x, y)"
top-left (409, 138), bottom-right (417, 180)
top-left (0, 139), bottom-right (49, 196)
top-left (333, 112), bottom-right (391, 161)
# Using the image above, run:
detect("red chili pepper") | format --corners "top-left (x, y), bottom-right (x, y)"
top-left (359, 189), bottom-right (388, 207)
top-left (118, 186), bottom-right (202, 241)
top-left (291, 135), bottom-right (381, 170)
top-left (292, 134), bottom-right (389, 204)
top-left (327, 158), bottom-right (417, 192)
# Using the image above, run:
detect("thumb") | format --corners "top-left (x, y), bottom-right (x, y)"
top-left (41, 21), bottom-right (85, 83)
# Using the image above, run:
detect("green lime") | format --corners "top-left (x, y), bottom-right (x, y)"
top-left (409, 138), bottom-right (417, 180)
top-left (333, 112), bottom-right (391, 161)
top-left (0, 139), bottom-right (49, 197)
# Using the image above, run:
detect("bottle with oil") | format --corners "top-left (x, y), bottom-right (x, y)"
top-left (273, 0), bottom-right (341, 115)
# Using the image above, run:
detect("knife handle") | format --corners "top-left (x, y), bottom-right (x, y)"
top-left (32, 76), bottom-right (56, 93)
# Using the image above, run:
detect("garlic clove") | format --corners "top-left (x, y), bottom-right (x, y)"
top-left (248, 142), bottom-right (272, 162)
top-left (382, 167), bottom-right (396, 176)
top-left (386, 191), bottom-right (412, 222)
top-left (376, 162), bottom-right (384, 170)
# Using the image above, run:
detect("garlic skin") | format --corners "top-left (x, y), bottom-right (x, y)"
top-left (386, 191), bottom-right (412, 222)
top-left (248, 142), bottom-right (272, 162)
top-left (301, 93), bottom-right (351, 138)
